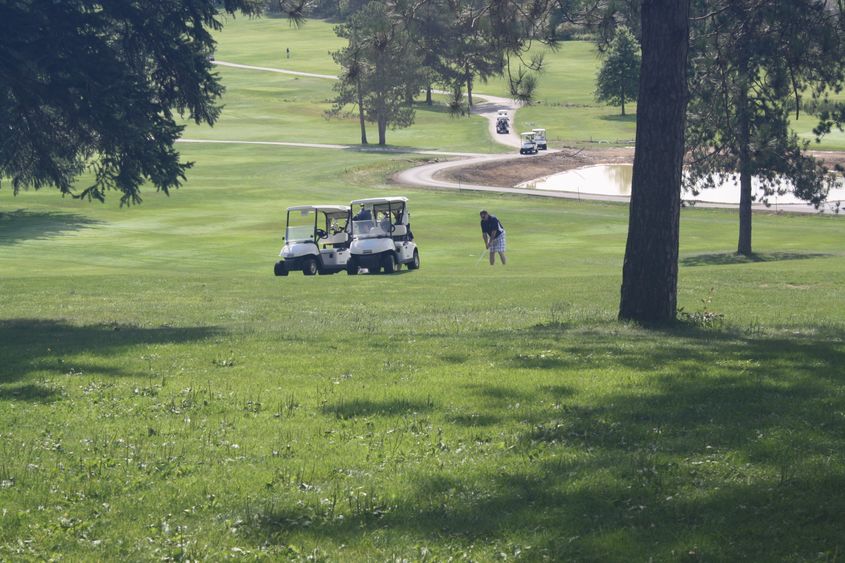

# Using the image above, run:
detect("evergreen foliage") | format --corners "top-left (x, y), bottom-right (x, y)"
top-left (0, 0), bottom-right (290, 205)
top-left (329, 2), bottom-right (424, 145)
top-left (595, 25), bottom-right (640, 116)
top-left (686, 0), bottom-right (845, 255)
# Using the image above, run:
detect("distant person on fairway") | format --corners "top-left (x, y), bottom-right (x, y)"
top-left (285, 47), bottom-right (290, 59)
top-left (480, 209), bottom-right (506, 265)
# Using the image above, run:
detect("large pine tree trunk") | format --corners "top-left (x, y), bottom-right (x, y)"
top-left (356, 78), bottom-right (367, 145)
top-left (736, 63), bottom-right (753, 256)
top-left (426, 85), bottom-right (432, 106)
top-left (737, 170), bottom-right (753, 255)
top-left (619, 0), bottom-right (690, 323)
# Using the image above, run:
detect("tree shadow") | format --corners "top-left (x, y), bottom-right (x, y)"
top-left (322, 398), bottom-right (433, 419)
top-left (0, 319), bottom-right (220, 385)
top-left (0, 209), bottom-right (103, 245)
top-left (239, 321), bottom-right (845, 559)
top-left (439, 353), bottom-right (468, 364)
top-left (0, 383), bottom-right (62, 403)
top-left (599, 113), bottom-right (637, 123)
top-left (680, 251), bottom-right (833, 267)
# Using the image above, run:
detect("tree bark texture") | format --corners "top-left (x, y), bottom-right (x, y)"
top-left (466, 70), bottom-right (474, 108)
top-left (618, 0), bottom-right (690, 323)
top-left (736, 61), bottom-right (753, 256)
top-left (378, 116), bottom-right (387, 145)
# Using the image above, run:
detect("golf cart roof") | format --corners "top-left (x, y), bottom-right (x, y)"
top-left (287, 205), bottom-right (350, 213)
top-left (350, 196), bottom-right (408, 206)
top-left (532, 128), bottom-right (546, 133)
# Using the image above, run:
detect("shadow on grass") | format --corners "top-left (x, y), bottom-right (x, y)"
top-left (241, 321), bottom-right (845, 560)
top-left (322, 397), bottom-right (433, 419)
top-left (599, 113), bottom-right (637, 123)
top-left (0, 209), bottom-right (103, 245)
top-left (0, 383), bottom-right (62, 403)
top-left (681, 251), bottom-right (833, 267)
top-left (0, 319), bottom-right (220, 385)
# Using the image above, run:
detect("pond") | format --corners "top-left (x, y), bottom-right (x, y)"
top-left (520, 164), bottom-right (845, 207)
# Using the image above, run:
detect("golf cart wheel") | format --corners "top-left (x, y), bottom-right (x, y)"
top-left (408, 249), bottom-right (420, 270)
top-left (274, 261), bottom-right (288, 277)
top-left (346, 260), bottom-right (358, 275)
top-left (302, 257), bottom-right (318, 276)
top-left (382, 253), bottom-right (397, 274)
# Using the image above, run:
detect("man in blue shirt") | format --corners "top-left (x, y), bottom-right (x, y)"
top-left (480, 209), bottom-right (507, 266)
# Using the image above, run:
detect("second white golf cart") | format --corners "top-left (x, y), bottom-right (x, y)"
top-left (274, 205), bottom-right (352, 276)
top-left (347, 196), bottom-right (420, 275)
top-left (532, 128), bottom-right (548, 150)
top-left (519, 131), bottom-right (538, 155)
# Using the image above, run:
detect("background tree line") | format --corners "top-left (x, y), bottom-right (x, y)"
top-left (327, 0), bottom-right (557, 145)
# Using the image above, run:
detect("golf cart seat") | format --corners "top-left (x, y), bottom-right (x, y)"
top-left (392, 225), bottom-right (407, 237)
top-left (323, 231), bottom-right (349, 246)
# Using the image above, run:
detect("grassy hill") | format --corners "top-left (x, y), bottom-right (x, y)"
top-left (1, 15), bottom-right (844, 562)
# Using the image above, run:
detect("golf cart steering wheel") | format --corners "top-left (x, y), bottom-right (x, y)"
top-left (316, 229), bottom-right (328, 239)
top-left (389, 224), bottom-right (396, 233)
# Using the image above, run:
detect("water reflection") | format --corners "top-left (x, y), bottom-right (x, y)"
top-left (522, 164), bottom-right (845, 206)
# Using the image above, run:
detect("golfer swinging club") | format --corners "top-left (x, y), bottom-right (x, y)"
top-left (480, 209), bottom-right (506, 266)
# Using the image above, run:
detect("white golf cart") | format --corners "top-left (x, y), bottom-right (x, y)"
top-left (519, 132), bottom-right (538, 155)
top-left (274, 205), bottom-right (352, 277)
top-left (532, 128), bottom-right (548, 150)
top-left (347, 196), bottom-right (420, 275)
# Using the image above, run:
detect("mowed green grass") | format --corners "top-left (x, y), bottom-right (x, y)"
top-left (2, 142), bottom-right (845, 561)
top-left (183, 68), bottom-right (505, 153)
top-left (212, 18), bottom-right (845, 150)
top-left (2, 14), bottom-right (845, 561)
top-left (214, 16), bottom-right (345, 76)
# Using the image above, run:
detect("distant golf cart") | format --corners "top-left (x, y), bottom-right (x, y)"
top-left (519, 132), bottom-right (538, 155)
top-left (496, 111), bottom-right (510, 134)
top-left (496, 116), bottom-right (509, 134)
top-left (274, 205), bottom-right (351, 276)
top-left (347, 196), bottom-right (420, 275)
top-left (532, 128), bottom-right (548, 150)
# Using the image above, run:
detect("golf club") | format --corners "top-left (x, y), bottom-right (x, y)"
top-left (475, 246), bottom-right (490, 265)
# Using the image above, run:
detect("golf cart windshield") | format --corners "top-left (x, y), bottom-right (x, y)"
top-left (325, 211), bottom-right (349, 235)
top-left (286, 209), bottom-right (316, 243)
top-left (352, 202), bottom-right (404, 238)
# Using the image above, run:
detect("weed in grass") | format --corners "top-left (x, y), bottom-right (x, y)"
top-left (678, 287), bottom-right (725, 328)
